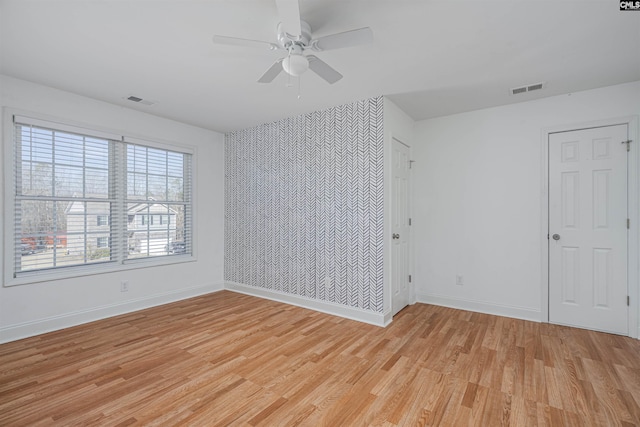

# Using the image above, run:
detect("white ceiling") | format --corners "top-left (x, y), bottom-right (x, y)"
top-left (1, 0), bottom-right (639, 133)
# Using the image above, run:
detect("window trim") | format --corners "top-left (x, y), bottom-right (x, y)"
top-left (3, 108), bottom-right (197, 287)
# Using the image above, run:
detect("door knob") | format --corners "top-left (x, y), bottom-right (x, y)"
top-left (552, 234), bottom-right (560, 241)
top-left (392, 233), bottom-right (400, 240)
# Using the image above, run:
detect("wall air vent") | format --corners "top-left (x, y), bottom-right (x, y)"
top-left (125, 95), bottom-right (156, 106)
top-left (510, 82), bottom-right (545, 96)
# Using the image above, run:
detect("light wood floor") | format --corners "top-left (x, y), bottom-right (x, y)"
top-left (1, 291), bottom-right (640, 426)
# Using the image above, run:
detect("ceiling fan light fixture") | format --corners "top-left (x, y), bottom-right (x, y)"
top-left (282, 53), bottom-right (309, 76)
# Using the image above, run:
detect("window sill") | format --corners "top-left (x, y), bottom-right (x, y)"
top-left (4, 254), bottom-right (197, 287)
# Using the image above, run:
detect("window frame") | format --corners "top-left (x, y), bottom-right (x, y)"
top-left (3, 109), bottom-right (197, 287)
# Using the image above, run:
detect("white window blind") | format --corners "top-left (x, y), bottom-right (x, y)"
top-left (12, 116), bottom-right (193, 280)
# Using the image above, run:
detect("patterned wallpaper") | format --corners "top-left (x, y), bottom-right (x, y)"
top-left (225, 96), bottom-right (384, 312)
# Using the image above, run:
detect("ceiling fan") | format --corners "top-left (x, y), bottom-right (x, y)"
top-left (212, 0), bottom-right (373, 84)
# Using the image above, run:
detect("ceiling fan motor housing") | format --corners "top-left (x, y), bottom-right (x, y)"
top-left (277, 20), bottom-right (312, 49)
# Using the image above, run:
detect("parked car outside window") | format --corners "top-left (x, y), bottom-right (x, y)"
top-left (167, 242), bottom-right (186, 254)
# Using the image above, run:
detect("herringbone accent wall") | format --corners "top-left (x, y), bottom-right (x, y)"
top-left (225, 96), bottom-right (384, 312)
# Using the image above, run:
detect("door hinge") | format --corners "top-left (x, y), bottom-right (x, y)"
top-left (628, 218), bottom-right (630, 229)
top-left (547, 233), bottom-right (549, 240)
top-left (409, 218), bottom-right (412, 226)
top-left (627, 295), bottom-right (630, 306)
top-left (409, 275), bottom-right (412, 283)
top-left (622, 140), bottom-right (632, 152)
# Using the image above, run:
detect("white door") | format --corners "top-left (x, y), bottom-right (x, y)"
top-left (549, 124), bottom-right (628, 335)
top-left (392, 138), bottom-right (411, 315)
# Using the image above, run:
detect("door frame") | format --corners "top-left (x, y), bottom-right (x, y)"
top-left (540, 116), bottom-right (639, 338)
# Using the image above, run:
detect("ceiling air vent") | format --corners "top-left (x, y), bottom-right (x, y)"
top-left (510, 82), bottom-right (545, 96)
top-left (125, 95), bottom-right (156, 106)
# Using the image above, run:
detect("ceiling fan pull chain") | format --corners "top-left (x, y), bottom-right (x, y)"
top-left (297, 76), bottom-right (302, 99)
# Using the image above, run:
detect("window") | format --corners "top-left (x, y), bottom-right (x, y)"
top-left (9, 115), bottom-right (193, 283)
top-left (126, 144), bottom-right (190, 259)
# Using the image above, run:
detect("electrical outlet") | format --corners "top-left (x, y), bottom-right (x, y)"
top-left (120, 281), bottom-right (129, 292)
top-left (456, 275), bottom-right (464, 286)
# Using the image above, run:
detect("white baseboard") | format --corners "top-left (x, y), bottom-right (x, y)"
top-left (415, 291), bottom-right (541, 322)
top-left (0, 283), bottom-right (223, 344)
top-left (225, 281), bottom-right (390, 327)
top-left (383, 310), bottom-right (393, 326)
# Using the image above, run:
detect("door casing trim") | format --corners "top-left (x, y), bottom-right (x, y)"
top-left (540, 116), bottom-right (639, 338)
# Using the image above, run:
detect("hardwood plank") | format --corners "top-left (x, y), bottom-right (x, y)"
top-left (1, 291), bottom-right (639, 426)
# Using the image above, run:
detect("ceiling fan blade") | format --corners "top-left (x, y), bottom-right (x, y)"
top-left (311, 27), bottom-right (373, 51)
top-left (213, 35), bottom-right (279, 50)
top-left (275, 0), bottom-right (302, 36)
top-left (307, 55), bottom-right (342, 84)
top-left (258, 58), bottom-right (284, 83)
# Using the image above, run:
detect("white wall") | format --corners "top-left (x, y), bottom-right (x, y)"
top-left (412, 81), bottom-right (640, 322)
top-left (0, 75), bottom-right (225, 343)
